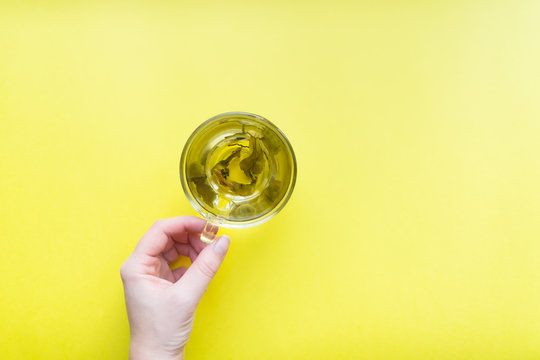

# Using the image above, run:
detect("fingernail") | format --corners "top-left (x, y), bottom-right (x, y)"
top-left (213, 235), bottom-right (230, 256)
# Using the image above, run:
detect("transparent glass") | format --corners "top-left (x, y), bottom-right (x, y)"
top-left (180, 112), bottom-right (297, 243)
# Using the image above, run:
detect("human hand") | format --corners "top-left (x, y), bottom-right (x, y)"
top-left (120, 216), bottom-right (230, 360)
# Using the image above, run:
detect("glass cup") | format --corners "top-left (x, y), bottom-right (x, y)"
top-left (179, 112), bottom-right (297, 243)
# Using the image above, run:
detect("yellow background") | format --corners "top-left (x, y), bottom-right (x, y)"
top-left (1, 1), bottom-right (539, 359)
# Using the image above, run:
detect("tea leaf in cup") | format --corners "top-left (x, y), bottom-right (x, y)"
top-left (262, 127), bottom-right (281, 155)
top-left (240, 135), bottom-right (265, 180)
top-left (196, 181), bottom-right (216, 205)
top-left (231, 203), bottom-right (257, 218)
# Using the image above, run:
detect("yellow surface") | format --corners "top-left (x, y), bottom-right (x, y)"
top-left (1, 1), bottom-right (539, 359)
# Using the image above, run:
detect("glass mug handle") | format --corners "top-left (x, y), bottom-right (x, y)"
top-left (200, 215), bottom-right (221, 244)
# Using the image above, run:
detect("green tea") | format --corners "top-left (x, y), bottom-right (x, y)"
top-left (184, 120), bottom-right (293, 223)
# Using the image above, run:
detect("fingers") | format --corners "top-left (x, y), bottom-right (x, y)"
top-left (162, 246), bottom-right (179, 263)
top-left (134, 216), bottom-right (206, 257)
top-left (172, 266), bottom-right (188, 281)
top-left (162, 243), bottom-right (200, 264)
top-left (177, 243), bottom-right (199, 263)
top-left (188, 233), bottom-right (207, 253)
top-left (175, 235), bottom-right (230, 302)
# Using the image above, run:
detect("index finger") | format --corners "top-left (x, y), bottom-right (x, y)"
top-left (134, 216), bottom-right (206, 257)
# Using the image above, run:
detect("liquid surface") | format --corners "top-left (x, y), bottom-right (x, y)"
top-left (185, 120), bottom-right (293, 223)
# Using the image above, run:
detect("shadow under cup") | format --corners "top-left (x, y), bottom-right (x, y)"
top-left (180, 112), bottom-right (297, 243)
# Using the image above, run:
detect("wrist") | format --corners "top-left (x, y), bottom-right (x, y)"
top-left (129, 340), bottom-right (185, 360)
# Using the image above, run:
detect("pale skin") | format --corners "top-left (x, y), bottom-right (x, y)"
top-left (120, 216), bottom-right (230, 360)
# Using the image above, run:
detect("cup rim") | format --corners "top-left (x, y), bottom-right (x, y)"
top-left (179, 111), bottom-right (297, 228)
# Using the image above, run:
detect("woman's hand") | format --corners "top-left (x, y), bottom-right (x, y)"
top-left (120, 216), bottom-right (230, 360)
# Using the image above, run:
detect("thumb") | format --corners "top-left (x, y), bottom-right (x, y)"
top-left (176, 235), bottom-right (230, 301)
